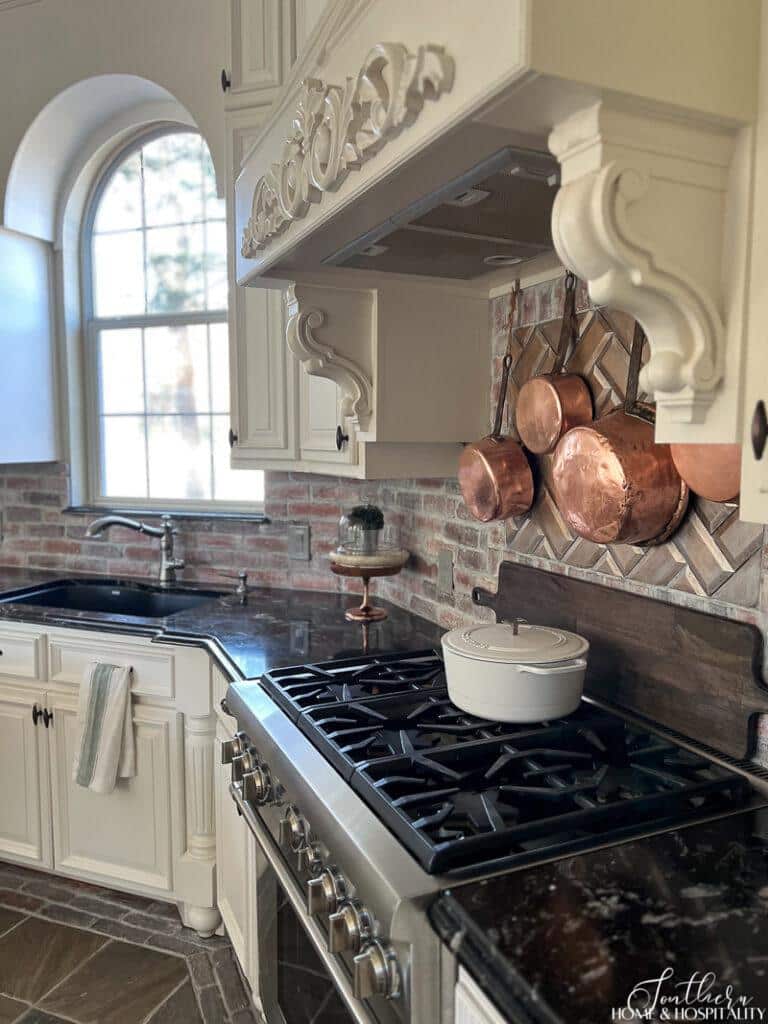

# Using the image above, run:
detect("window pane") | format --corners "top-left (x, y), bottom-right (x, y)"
top-left (92, 231), bottom-right (145, 316)
top-left (205, 221), bottom-right (228, 310)
top-left (143, 133), bottom-right (204, 227)
top-left (147, 415), bottom-right (212, 500)
top-left (101, 416), bottom-right (147, 497)
top-left (209, 322), bottom-right (230, 413)
top-left (144, 324), bottom-right (209, 414)
top-left (94, 151), bottom-right (142, 232)
top-left (145, 223), bottom-right (205, 313)
top-left (212, 415), bottom-right (264, 503)
top-left (202, 147), bottom-right (225, 221)
top-left (98, 329), bottom-right (144, 413)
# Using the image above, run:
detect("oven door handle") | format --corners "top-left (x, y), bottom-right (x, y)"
top-left (229, 784), bottom-right (379, 1024)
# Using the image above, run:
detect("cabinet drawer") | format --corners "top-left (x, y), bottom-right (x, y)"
top-left (48, 634), bottom-right (174, 699)
top-left (0, 629), bottom-right (45, 681)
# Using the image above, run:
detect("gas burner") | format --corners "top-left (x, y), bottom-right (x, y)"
top-left (299, 691), bottom-right (521, 778)
top-left (261, 650), bottom-right (444, 721)
top-left (352, 728), bottom-right (750, 873)
top-left (259, 652), bottom-right (756, 876)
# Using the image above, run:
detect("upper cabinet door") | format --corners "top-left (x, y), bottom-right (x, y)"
top-left (226, 108), bottom-right (297, 465)
top-left (226, 0), bottom-right (295, 103)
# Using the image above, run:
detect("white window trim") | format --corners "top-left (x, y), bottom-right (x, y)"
top-left (79, 124), bottom-right (264, 514)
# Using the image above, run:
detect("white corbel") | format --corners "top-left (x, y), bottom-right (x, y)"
top-left (549, 102), bottom-right (738, 428)
top-left (285, 283), bottom-right (373, 430)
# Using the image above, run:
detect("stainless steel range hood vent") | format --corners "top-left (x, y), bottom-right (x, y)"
top-left (325, 147), bottom-right (558, 280)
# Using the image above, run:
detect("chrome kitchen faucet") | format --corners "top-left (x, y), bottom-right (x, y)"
top-left (85, 515), bottom-right (184, 586)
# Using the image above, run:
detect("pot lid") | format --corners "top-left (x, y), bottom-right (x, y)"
top-left (441, 619), bottom-right (589, 665)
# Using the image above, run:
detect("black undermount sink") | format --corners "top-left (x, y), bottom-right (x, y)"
top-left (2, 580), bottom-right (222, 619)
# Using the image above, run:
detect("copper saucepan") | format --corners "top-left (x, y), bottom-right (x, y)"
top-left (670, 443), bottom-right (741, 503)
top-left (552, 322), bottom-right (688, 546)
top-left (515, 271), bottom-right (593, 454)
top-left (458, 290), bottom-right (534, 523)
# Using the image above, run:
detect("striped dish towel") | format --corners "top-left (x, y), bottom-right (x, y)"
top-left (72, 662), bottom-right (136, 795)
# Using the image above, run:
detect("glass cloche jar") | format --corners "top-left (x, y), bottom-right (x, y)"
top-left (337, 504), bottom-right (399, 556)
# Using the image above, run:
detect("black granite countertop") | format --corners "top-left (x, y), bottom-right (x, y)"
top-left (432, 807), bottom-right (768, 1023)
top-left (0, 566), bottom-right (443, 678)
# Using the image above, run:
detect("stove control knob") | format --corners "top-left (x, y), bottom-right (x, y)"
top-left (279, 806), bottom-right (308, 852)
top-left (230, 748), bottom-right (256, 784)
top-left (297, 841), bottom-right (323, 874)
top-left (328, 899), bottom-right (372, 954)
top-left (353, 941), bottom-right (401, 1001)
top-left (242, 764), bottom-right (272, 806)
top-left (307, 867), bottom-right (347, 916)
top-left (221, 731), bottom-right (249, 764)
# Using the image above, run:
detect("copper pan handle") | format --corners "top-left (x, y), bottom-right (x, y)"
top-left (624, 320), bottom-right (654, 424)
top-left (551, 271), bottom-right (578, 376)
top-left (491, 354), bottom-right (514, 439)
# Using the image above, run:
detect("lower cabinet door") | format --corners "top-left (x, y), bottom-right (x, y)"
top-left (215, 718), bottom-right (250, 973)
top-left (0, 684), bottom-right (51, 868)
top-left (47, 691), bottom-right (179, 895)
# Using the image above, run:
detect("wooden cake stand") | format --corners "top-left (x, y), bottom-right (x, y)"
top-left (330, 549), bottom-right (408, 622)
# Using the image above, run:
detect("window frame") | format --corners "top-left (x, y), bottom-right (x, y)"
top-left (80, 124), bottom-right (264, 514)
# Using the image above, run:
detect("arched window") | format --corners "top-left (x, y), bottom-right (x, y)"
top-left (84, 128), bottom-right (263, 508)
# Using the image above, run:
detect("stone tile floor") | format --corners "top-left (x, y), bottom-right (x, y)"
top-left (0, 861), bottom-right (258, 1023)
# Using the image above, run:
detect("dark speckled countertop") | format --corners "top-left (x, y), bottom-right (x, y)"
top-left (0, 566), bottom-right (443, 677)
top-left (432, 808), bottom-right (768, 1023)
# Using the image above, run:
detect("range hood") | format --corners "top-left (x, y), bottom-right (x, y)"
top-left (235, 0), bottom-right (759, 445)
top-left (330, 147), bottom-right (558, 279)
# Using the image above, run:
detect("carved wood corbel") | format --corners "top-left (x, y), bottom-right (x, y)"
top-left (285, 283), bottom-right (373, 429)
top-left (549, 103), bottom-right (736, 426)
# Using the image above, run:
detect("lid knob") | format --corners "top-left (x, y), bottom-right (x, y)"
top-left (503, 616), bottom-right (528, 636)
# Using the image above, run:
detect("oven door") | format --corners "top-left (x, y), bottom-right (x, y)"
top-left (231, 783), bottom-right (374, 1024)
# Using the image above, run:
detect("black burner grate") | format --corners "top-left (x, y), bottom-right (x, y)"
top-left (261, 652), bottom-right (756, 876)
top-left (261, 650), bottom-right (444, 721)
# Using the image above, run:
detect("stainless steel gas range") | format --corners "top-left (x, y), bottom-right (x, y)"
top-left (222, 649), bottom-right (763, 1024)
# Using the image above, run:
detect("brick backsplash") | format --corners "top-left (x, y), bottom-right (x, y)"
top-left (1, 276), bottom-right (767, 647)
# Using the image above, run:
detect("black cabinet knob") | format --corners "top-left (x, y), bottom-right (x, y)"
top-left (335, 426), bottom-right (349, 451)
top-left (228, 428), bottom-right (238, 449)
top-left (221, 69), bottom-right (231, 93)
top-left (43, 708), bottom-right (53, 728)
top-left (752, 400), bottom-right (768, 460)
top-left (32, 704), bottom-right (42, 726)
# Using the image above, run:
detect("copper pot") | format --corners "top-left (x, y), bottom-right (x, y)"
top-left (459, 352), bottom-right (534, 522)
top-left (552, 322), bottom-right (688, 546)
top-left (670, 443), bottom-right (741, 502)
top-left (516, 272), bottom-right (593, 454)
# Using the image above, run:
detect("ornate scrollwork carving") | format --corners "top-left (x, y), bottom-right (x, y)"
top-left (285, 284), bottom-right (373, 428)
top-left (242, 42), bottom-right (454, 256)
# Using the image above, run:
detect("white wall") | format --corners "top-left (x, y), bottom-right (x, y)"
top-left (0, 228), bottom-right (57, 462)
top-left (0, 0), bottom-right (228, 230)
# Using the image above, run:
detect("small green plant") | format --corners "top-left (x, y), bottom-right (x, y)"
top-left (348, 504), bottom-right (384, 530)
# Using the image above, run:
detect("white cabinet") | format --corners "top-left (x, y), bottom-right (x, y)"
top-left (48, 692), bottom-right (180, 894)
top-left (0, 684), bottom-right (50, 869)
top-left (226, 106), bottom-right (298, 468)
top-left (215, 716), bottom-right (250, 967)
top-left (0, 623), bottom-right (219, 936)
top-left (455, 969), bottom-right (513, 1024)
top-left (225, 0), bottom-right (295, 106)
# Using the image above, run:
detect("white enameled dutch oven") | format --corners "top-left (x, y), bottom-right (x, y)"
top-left (441, 618), bottom-right (589, 722)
